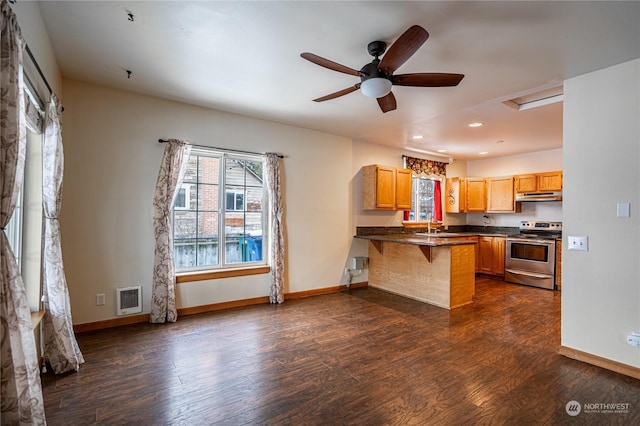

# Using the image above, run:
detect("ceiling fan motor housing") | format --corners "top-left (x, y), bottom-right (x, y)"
top-left (367, 40), bottom-right (387, 58)
top-left (360, 60), bottom-right (389, 82)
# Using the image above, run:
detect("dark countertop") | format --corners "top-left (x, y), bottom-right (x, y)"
top-left (355, 234), bottom-right (478, 247)
top-left (356, 225), bottom-right (518, 237)
top-left (420, 232), bottom-right (511, 237)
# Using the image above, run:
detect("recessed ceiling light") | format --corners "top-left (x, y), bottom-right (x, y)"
top-left (437, 149), bottom-right (448, 153)
top-left (468, 122), bottom-right (484, 128)
top-left (478, 151), bottom-right (489, 155)
top-left (412, 135), bottom-right (424, 140)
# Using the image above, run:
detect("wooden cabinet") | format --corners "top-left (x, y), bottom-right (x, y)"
top-left (466, 178), bottom-right (486, 212)
top-left (445, 177), bottom-right (485, 213)
top-left (445, 177), bottom-right (466, 213)
top-left (491, 237), bottom-right (505, 275)
top-left (486, 176), bottom-right (518, 213)
top-left (538, 171), bottom-right (563, 192)
top-left (395, 168), bottom-right (413, 210)
top-left (515, 171), bottom-right (562, 193)
top-left (478, 236), bottom-right (505, 276)
top-left (514, 174), bottom-right (537, 193)
top-left (478, 237), bottom-right (493, 274)
top-left (362, 165), bottom-right (412, 211)
top-left (555, 239), bottom-right (562, 289)
top-left (446, 170), bottom-right (562, 214)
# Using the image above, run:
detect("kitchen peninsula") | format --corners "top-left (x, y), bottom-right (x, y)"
top-left (355, 234), bottom-right (476, 309)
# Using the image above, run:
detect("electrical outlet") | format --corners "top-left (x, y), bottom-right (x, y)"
top-left (96, 293), bottom-right (105, 306)
top-left (627, 333), bottom-right (640, 348)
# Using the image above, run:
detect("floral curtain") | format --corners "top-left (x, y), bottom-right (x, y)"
top-left (403, 155), bottom-right (447, 179)
top-left (41, 94), bottom-right (85, 374)
top-left (0, 0), bottom-right (46, 422)
top-left (265, 153), bottom-right (284, 304)
top-left (151, 139), bottom-right (191, 323)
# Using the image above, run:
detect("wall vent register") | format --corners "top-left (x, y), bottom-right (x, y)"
top-left (117, 286), bottom-right (142, 316)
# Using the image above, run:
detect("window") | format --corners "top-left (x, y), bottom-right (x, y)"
top-left (408, 176), bottom-right (442, 222)
top-left (225, 190), bottom-right (244, 211)
top-left (5, 185), bottom-right (23, 267)
top-left (173, 149), bottom-right (266, 271)
top-left (174, 185), bottom-right (191, 210)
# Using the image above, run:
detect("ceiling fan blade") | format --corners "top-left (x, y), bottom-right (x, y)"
top-left (378, 25), bottom-right (429, 75)
top-left (313, 84), bottom-right (361, 102)
top-left (377, 92), bottom-right (397, 113)
top-left (301, 52), bottom-right (361, 76)
top-left (391, 73), bottom-right (465, 87)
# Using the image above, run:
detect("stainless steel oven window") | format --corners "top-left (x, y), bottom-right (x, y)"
top-left (509, 242), bottom-right (549, 262)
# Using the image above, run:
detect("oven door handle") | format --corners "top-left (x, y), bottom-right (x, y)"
top-left (507, 238), bottom-right (555, 245)
top-left (505, 269), bottom-right (552, 279)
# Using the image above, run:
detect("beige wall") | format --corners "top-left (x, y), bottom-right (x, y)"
top-left (562, 58), bottom-right (640, 367)
top-left (12, 1), bottom-right (62, 96)
top-left (60, 80), bottom-right (354, 324)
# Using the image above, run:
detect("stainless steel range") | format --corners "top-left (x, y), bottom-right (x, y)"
top-left (505, 221), bottom-right (561, 290)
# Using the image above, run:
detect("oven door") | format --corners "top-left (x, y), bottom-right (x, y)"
top-left (505, 238), bottom-right (556, 276)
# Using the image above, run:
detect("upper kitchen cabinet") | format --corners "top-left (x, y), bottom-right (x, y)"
top-left (445, 177), bottom-right (467, 213)
top-left (395, 168), bottom-right (413, 210)
top-left (515, 171), bottom-right (563, 193)
top-left (362, 164), bottom-right (412, 210)
top-left (445, 177), bottom-right (486, 213)
top-left (538, 171), bottom-right (563, 191)
top-left (466, 178), bottom-right (486, 212)
top-left (486, 176), bottom-right (520, 213)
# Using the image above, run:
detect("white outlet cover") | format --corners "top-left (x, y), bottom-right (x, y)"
top-left (567, 236), bottom-right (589, 251)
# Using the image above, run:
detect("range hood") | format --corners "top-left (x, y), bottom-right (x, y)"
top-left (516, 191), bottom-right (562, 202)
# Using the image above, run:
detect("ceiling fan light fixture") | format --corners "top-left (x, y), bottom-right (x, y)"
top-left (361, 77), bottom-right (392, 98)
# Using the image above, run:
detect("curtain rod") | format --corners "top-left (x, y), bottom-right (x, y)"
top-left (24, 45), bottom-right (52, 95)
top-left (158, 139), bottom-right (284, 158)
top-left (24, 43), bottom-right (64, 112)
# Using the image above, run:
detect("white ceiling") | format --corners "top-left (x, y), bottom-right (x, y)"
top-left (36, 1), bottom-right (640, 160)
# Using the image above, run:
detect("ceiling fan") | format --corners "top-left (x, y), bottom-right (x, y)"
top-left (301, 25), bottom-right (464, 113)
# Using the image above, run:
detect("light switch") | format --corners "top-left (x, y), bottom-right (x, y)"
top-left (567, 236), bottom-right (588, 251)
top-left (617, 202), bottom-right (630, 217)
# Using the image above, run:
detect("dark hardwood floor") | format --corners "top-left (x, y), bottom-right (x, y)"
top-left (42, 276), bottom-right (640, 425)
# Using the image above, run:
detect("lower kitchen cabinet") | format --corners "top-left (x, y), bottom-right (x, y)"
top-left (478, 236), bottom-right (505, 276)
top-left (492, 237), bottom-right (505, 275)
top-left (556, 239), bottom-right (562, 289)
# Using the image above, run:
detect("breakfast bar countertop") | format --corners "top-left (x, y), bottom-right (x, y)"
top-left (354, 233), bottom-right (477, 247)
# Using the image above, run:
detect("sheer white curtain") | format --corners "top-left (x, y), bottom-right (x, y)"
top-left (265, 153), bottom-right (284, 303)
top-left (41, 94), bottom-right (85, 374)
top-left (151, 139), bottom-right (191, 323)
top-left (0, 0), bottom-right (46, 422)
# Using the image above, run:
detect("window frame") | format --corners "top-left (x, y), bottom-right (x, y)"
top-left (172, 147), bottom-right (268, 274)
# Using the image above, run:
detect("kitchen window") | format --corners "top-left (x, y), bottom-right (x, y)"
top-left (407, 176), bottom-right (443, 222)
top-left (173, 148), bottom-right (267, 271)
